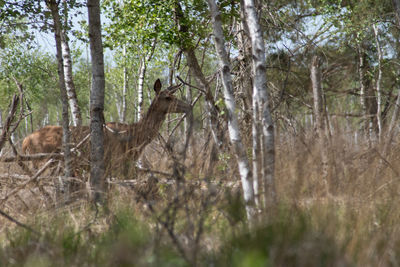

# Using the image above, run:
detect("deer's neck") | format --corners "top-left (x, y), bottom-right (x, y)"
top-left (130, 105), bottom-right (167, 152)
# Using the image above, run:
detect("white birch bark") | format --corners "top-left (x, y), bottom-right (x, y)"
top-left (311, 56), bottom-right (325, 137)
top-left (137, 57), bottom-right (145, 121)
top-left (242, 0), bottom-right (276, 208)
top-left (373, 23), bottom-right (383, 142)
top-left (207, 0), bottom-right (256, 221)
top-left (238, 3), bottom-right (260, 207)
top-left (114, 85), bottom-right (123, 121)
top-left (47, 0), bottom-right (72, 183)
top-left (311, 55), bottom-right (329, 191)
top-left (88, 0), bottom-right (106, 203)
top-left (136, 40), bottom-right (156, 122)
top-left (381, 0), bottom-right (400, 156)
top-left (358, 46), bottom-right (370, 145)
top-left (121, 45), bottom-right (127, 122)
top-left (61, 0), bottom-right (82, 126)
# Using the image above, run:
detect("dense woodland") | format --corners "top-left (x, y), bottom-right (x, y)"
top-left (1, 0), bottom-right (400, 266)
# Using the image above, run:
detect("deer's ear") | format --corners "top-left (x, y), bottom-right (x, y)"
top-left (154, 79), bottom-right (162, 94)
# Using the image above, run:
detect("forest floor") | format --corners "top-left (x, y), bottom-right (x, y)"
top-left (0, 134), bottom-right (400, 266)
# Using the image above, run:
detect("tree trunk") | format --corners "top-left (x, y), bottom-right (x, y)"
top-left (47, 0), bottom-right (72, 190)
top-left (310, 55), bottom-right (330, 192)
top-left (237, 4), bottom-right (260, 206)
top-left (358, 45), bottom-right (369, 143)
top-left (373, 23), bottom-right (383, 142)
top-left (184, 72), bottom-right (192, 136)
top-left (184, 49), bottom-right (224, 149)
top-left (174, 3), bottom-right (224, 149)
top-left (207, 0), bottom-right (256, 221)
top-left (61, 0), bottom-right (82, 127)
top-left (242, 0), bottom-right (276, 210)
top-left (137, 40), bottom-right (156, 122)
top-left (137, 57), bottom-right (145, 121)
top-left (238, 2), bottom-right (253, 117)
top-left (394, 0), bottom-right (400, 23)
top-left (380, 0), bottom-right (400, 156)
top-left (121, 45), bottom-right (127, 122)
top-left (87, 0), bottom-right (106, 203)
top-left (358, 45), bottom-right (378, 145)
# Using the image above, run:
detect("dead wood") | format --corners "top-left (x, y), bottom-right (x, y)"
top-left (0, 94), bottom-right (19, 153)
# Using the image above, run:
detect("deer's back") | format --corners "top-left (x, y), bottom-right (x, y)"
top-left (22, 126), bottom-right (63, 154)
top-left (22, 125), bottom-right (90, 155)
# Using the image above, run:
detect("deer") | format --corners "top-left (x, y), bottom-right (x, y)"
top-left (22, 79), bottom-right (192, 175)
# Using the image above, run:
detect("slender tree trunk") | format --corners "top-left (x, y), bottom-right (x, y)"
top-left (394, 0), bottom-right (400, 24)
top-left (373, 23), bottom-right (383, 142)
top-left (207, 0), bottom-right (256, 221)
top-left (136, 40), bottom-right (156, 122)
top-left (184, 72), bottom-right (192, 136)
top-left (358, 45), bottom-right (369, 143)
top-left (115, 85), bottom-right (123, 121)
top-left (311, 56), bottom-right (325, 138)
top-left (47, 0), bottom-right (72, 188)
top-left (184, 49), bottom-right (224, 149)
top-left (61, 0), bottom-right (82, 126)
top-left (0, 109), bottom-right (2, 157)
top-left (310, 55), bottom-right (330, 192)
top-left (358, 46), bottom-right (378, 145)
top-left (0, 109), bottom-right (3, 131)
top-left (238, 6), bottom-right (260, 207)
top-left (121, 45), bottom-right (127, 122)
top-left (381, 0), bottom-right (400, 156)
top-left (238, 3), bottom-right (253, 115)
top-left (88, 0), bottom-right (106, 203)
top-left (242, 0), bottom-right (276, 209)
top-left (137, 57), bottom-right (145, 121)
top-left (174, 3), bottom-right (224, 149)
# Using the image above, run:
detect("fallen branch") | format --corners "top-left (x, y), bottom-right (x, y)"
top-left (0, 153), bottom-right (64, 162)
top-left (0, 208), bottom-right (40, 236)
top-left (9, 138), bottom-right (33, 176)
top-left (106, 177), bottom-right (240, 189)
top-left (0, 159), bottom-right (56, 205)
top-left (0, 174), bottom-right (84, 184)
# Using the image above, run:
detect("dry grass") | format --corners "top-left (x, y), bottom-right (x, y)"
top-left (1, 132), bottom-right (400, 266)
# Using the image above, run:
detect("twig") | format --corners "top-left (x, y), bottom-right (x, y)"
top-left (9, 138), bottom-right (33, 176)
top-left (0, 159), bottom-right (56, 205)
top-left (0, 208), bottom-right (40, 236)
top-left (176, 75), bottom-right (207, 94)
top-left (0, 153), bottom-right (64, 162)
top-left (0, 94), bottom-right (19, 152)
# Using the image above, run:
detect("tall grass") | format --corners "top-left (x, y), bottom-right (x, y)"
top-left (1, 132), bottom-right (400, 266)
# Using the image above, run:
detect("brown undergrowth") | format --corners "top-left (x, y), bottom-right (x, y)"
top-left (0, 132), bottom-right (400, 266)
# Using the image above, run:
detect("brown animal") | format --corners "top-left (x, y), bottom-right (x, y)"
top-left (22, 79), bottom-right (191, 173)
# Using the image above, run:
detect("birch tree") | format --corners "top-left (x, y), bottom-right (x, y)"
top-left (207, 0), bottom-right (256, 221)
top-left (121, 45), bottom-right (127, 122)
top-left (380, 0), bottom-right (400, 156)
top-left (358, 45), bottom-right (378, 145)
top-left (137, 39), bottom-right (156, 121)
top-left (174, 3), bottom-right (224, 149)
top-left (46, 0), bottom-right (73, 190)
top-left (310, 55), bottom-right (330, 192)
top-left (242, 0), bottom-right (276, 209)
top-left (61, 0), bottom-right (82, 126)
top-left (87, 0), bottom-right (106, 203)
top-left (373, 23), bottom-right (383, 143)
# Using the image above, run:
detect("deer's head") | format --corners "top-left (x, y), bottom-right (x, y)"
top-left (151, 79), bottom-right (191, 114)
